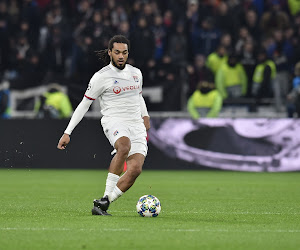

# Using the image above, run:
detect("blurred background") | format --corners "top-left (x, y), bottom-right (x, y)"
top-left (1, 0), bottom-right (300, 171)
top-left (1, 0), bottom-right (300, 118)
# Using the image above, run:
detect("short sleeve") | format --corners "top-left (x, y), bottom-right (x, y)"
top-left (84, 72), bottom-right (106, 100)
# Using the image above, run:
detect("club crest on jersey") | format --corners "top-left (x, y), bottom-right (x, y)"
top-left (113, 86), bottom-right (121, 94)
top-left (133, 76), bottom-right (139, 82)
top-left (114, 80), bottom-right (119, 84)
top-left (113, 130), bottom-right (119, 136)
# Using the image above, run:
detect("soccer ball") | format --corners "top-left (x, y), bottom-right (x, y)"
top-left (136, 195), bottom-right (161, 217)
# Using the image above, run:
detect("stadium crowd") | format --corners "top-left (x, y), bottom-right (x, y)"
top-left (1, 0), bottom-right (300, 118)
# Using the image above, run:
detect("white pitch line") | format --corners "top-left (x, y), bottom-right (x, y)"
top-left (114, 210), bottom-right (300, 215)
top-left (1, 211), bottom-right (298, 216)
top-left (0, 228), bottom-right (299, 233)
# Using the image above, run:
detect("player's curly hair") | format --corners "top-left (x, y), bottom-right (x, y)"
top-left (95, 35), bottom-right (130, 65)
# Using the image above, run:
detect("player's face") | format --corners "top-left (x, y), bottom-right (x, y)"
top-left (109, 43), bottom-right (129, 70)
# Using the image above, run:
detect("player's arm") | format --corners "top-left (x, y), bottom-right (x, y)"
top-left (57, 97), bottom-right (93, 150)
top-left (138, 70), bottom-right (150, 131)
top-left (140, 95), bottom-right (150, 131)
top-left (57, 72), bottom-right (104, 150)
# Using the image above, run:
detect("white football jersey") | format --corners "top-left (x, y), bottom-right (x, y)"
top-left (84, 63), bottom-right (144, 124)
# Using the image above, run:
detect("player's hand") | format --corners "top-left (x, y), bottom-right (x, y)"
top-left (143, 116), bottom-right (150, 131)
top-left (57, 133), bottom-right (70, 150)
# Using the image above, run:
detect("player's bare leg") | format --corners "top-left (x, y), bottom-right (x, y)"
top-left (107, 153), bottom-right (144, 205)
top-left (92, 136), bottom-right (130, 215)
top-left (109, 136), bottom-right (131, 175)
top-left (116, 153), bottom-right (144, 192)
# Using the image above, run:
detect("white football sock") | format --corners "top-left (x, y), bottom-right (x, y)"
top-left (109, 186), bottom-right (124, 203)
top-left (104, 173), bottom-right (120, 197)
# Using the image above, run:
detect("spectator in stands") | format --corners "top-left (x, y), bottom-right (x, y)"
top-left (43, 24), bottom-right (69, 83)
top-left (50, 4), bottom-right (69, 31)
top-left (35, 83), bottom-right (72, 119)
top-left (260, 0), bottom-right (290, 37)
top-left (168, 0), bottom-right (186, 21)
top-left (215, 52), bottom-right (247, 99)
top-left (267, 29), bottom-right (293, 65)
top-left (198, 0), bottom-right (219, 19)
top-left (6, 0), bottom-right (21, 35)
top-left (162, 9), bottom-right (174, 36)
top-left (118, 20), bottom-right (130, 38)
top-left (267, 29), bottom-right (293, 109)
top-left (284, 26), bottom-right (295, 65)
top-left (156, 54), bottom-right (178, 83)
top-left (69, 35), bottom-right (99, 83)
top-left (286, 61), bottom-right (300, 117)
top-left (128, 0), bottom-right (142, 29)
top-left (156, 54), bottom-right (181, 111)
top-left (19, 20), bottom-right (32, 45)
top-left (219, 32), bottom-right (232, 51)
top-left (168, 21), bottom-right (188, 67)
top-left (75, 0), bottom-right (94, 25)
top-left (206, 45), bottom-right (227, 75)
top-left (20, 0), bottom-right (41, 49)
top-left (110, 5), bottom-right (128, 30)
top-left (187, 71), bottom-right (223, 119)
top-left (215, 1), bottom-right (235, 35)
top-left (142, 2), bottom-right (155, 27)
top-left (191, 16), bottom-right (221, 56)
top-left (288, 0), bottom-right (300, 16)
top-left (38, 11), bottom-right (55, 53)
top-left (11, 34), bottom-right (31, 73)
top-left (239, 39), bottom-right (256, 97)
top-left (152, 14), bottom-right (167, 61)
top-left (86, 9), bottom-right (113, 46)
top-left (186, 0), bottom-right (200, 34)
top-left (252, 49), bottom-right (276, 98)
top-left (187, 54), bottom-right (212, 96)
top-left (11, 49), bottom-right (46, 90)
top-left (235, 27), bottom-right (251, 54)
top-left (250, 48), bottom-right (277, 111)
top-left (130, 16), bottom-right (155, 69)
top-left (239, 9), bottom-right (260, 42)
top-left (265, 0), bottom-right (289, 13)
top-left (1, 0), bottom-right (300, 115)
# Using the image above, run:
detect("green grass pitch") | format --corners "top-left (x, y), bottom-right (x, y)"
top-left (0, 169), bottom-right (299, 250)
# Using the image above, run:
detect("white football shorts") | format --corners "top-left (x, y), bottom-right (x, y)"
top-left (102, 120), bottom-right (148, 157)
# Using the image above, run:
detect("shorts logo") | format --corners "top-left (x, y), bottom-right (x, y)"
top-left (113, 130), bottom-right (119, 136)
top-left (133, 76), bottom-right (139, 82)
top-left (113, 86), bottom-right (121, 94)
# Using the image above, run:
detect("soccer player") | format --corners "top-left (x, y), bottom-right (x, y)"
top-left (57, 35), bottom-right (150, 216)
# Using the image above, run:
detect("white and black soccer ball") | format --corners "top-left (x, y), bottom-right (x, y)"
top-left (136, 195), bottom-right (161, 217)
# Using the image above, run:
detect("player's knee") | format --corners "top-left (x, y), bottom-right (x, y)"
top-left (115, 137), bottom-right (131, 157)
top-left (117, 144), bottom-right (130, 158)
